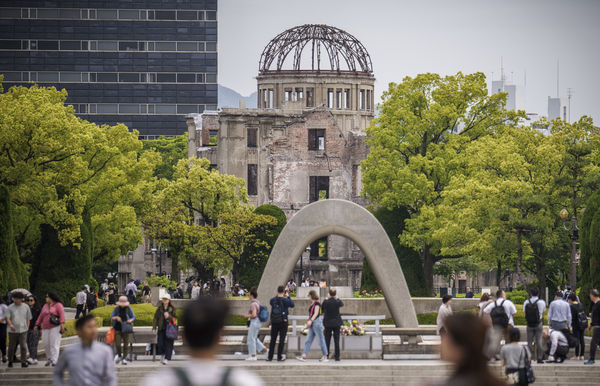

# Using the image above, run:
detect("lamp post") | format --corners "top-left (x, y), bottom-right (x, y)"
top-left (559, 208), bottom-right (582, 290)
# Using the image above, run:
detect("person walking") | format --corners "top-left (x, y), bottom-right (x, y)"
top-left (152, 293), bottom-right (177, 365)
top-left (243, 287), bottom-right (267, 361)
top-left (437, 295), bottom-right (453, 335)
top-left (5, 291), bottom-right (32, 368)
top-left (125, 279), bottom-right (137, 304)
top-left (75, 286), bottom-right (87, 319)
top-left (107, 282), bottom-right (117, 305)
top-left (483, 289), bottom-right (517, 360)
top-left (25, 295), bottom-right (41, 365)
top-left (141, 281), bottom-right (151, 303)
top-left (191, 282), bottom-right (201, 300)
top-left (322, 288), bottom-right (344, 361)
top-left (86, 287), bottom-right (97, 313)
top-left (0, 296), bottom-right (8, 363)
top-left (585, 289), bottom-right (600, 365)
top-left (100, 279), bottom-right (109, 302)
top-left (568, 292), bottom-right (586, 360)
top-left (296, 290), bottom-right (328, 362)
top-left (110, 295), bottom-right (136, 365)
top-left (53, 314), bottom-right (116, 386)
top-left (35, 292), bottom-right (65, 366)
top-left (267, 285), bottom-right (294, 362)
top-left (523, 287), bottom-right (546, 364)
top-left (439, 313), bottom-right (505, 386)
top-left (141, 297), bottom-right (264, 386)
top-left (500, 328), bottom-right (531, 385)
top-left (548, 291), bottom-right (572, 331)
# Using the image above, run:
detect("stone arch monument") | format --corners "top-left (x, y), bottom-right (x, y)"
top-left (257, 199), bottom-right (419, 327)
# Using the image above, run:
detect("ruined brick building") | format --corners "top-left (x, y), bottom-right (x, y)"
top-left (187, 25), bottom-right (375, 288)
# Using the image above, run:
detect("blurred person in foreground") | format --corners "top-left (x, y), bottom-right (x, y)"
top-left (141, 297), bottom-right (264, 386)
top-left (53, 314), bottom-right (116, 386)
top-left (438, 313), bottom-right (506, 386)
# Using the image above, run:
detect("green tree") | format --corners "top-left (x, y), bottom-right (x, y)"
top-left (142, 134), bottom-right (188, 180)
top-left (143, 158), bottom-right (276, 275)
top-left (580, 191), bottom-right (600, 309)
top-left (0, 184), bottom-right (29, 294)
top-left (361, 72), bottom-right (520, 294)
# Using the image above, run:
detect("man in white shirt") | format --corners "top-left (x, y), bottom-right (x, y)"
top-left (543, 328), bottom-right (569, 363)
top-left (436, 295), bottom-right (453, 335)
top-left (548, 291), bottom-right (572, 330)
top-left (483, 289), bottom-right (517, 360)
top-left (141, 297), bottom-right (263, 386)
top-left (75, 286), bottom-right (87, 319)
top-left (191, 282), bottom-right (201, 300)
top-left (523, 287), bottom-right (546, 363)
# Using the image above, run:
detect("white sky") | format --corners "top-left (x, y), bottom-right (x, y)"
top-left (218, 0), bottom-right (600, 123)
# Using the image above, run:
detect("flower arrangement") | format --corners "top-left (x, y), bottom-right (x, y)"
top-left (301, 325), bottom-right (309, 335)
top-left (356, 289), bottom-right (383, 298)
top-left (341, 320), bottom-right (365, 336)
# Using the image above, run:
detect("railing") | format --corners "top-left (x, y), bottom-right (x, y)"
top-left (287, 315), bottom-right (387, 336)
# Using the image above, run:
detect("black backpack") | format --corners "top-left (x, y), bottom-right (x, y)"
top-left (270, 297), bottom-right (284, 324)
top-left (490, 299), bottom-right (509, 328)
top-left (525, 298), bottom-right (541, 327)
top-left (86, 292), bottom-right (97, 309)
top-left (575, 304), bottom-right (589, 330)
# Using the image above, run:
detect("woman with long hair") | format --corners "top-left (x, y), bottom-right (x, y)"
top-left (296, 290), bottom-right (328, 362)
top-left (242, 287), bottom-right (267, 360)
top-left (152, 293), bottom-right (177, 365)
top-left (34, 292), bottom-right (65, 366)
top-left (26, 295), bottom-right (41, 364)
top-left (439, 313), bottom-right (506, 386)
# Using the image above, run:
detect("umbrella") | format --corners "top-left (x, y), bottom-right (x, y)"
top-left (10, 288), bottom-right (32, 297)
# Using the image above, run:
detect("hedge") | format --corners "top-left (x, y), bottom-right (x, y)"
top-left (62, 316), bottom-right (103, 338)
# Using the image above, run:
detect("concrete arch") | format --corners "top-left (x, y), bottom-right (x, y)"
top-left (257, 199), bottom-right (419, 327)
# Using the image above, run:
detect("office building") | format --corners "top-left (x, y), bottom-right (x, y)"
top-left (0, 1), bottom-right (217, 138)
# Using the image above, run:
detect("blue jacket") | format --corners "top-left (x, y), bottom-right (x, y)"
top-left (110, 306), bottom-right (136, 329)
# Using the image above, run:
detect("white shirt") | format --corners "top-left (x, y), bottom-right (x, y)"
top-left (548, 329), bottom-right (568, 356)
top-left (523, 296), bottom-right (546, 320)
top-left (0, 303), bottom-right (7, 324)
top-left (191, 286), bottom-right (201, 300)
top-left (141, 359), bottom-right (264, 386)
top-left (436, 303), bottom-right (453, 334)
top-left (76, 291), bottom-right (87, 305)
top-left (484, 298), bottom-right (518, 326)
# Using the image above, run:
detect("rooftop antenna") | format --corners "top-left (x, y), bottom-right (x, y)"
top-left (556, 59), bottom-right (559, 98)
top-left (524, 70), bottom-right (527, 87)
top-left (567, 88), bottom-right (573, 123)
top-left (501, 57), bottom-right (505, 82)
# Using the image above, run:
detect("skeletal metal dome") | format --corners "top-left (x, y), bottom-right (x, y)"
top-left (259, 24), bottom-right (373, 74)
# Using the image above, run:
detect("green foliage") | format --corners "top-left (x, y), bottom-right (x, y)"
top-left (146, 275), bottom-right (177, 290)
top-left (236, 204), bottom-right (287, 288)
top-left (62, 316), bottom-right (103, 338)
top-left (0, 184), bottom-right (29, 294)
top-left (361, 206), bottom-right (428, 296)
top-left (580, 191), bottom-right (600, 309)
top-left (361, 72), bottom-right (522, 294)
top-left (142, 135), bottom-right (187, 181)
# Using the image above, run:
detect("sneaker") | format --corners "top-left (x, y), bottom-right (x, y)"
top-left (121, 359), bottom-right (128, 365)
top-left (296, 356), bottom-right (306, 361)
top-left (1, 356), bottom-right (6, 363)
top-left (245, 356), bottom-right (257, 361)
top-left (584, 360), bottom-right (595, 365)
top-left (27, 358), bottom-right (35, 364)
top-left (265, 358), bottom-right (273, 362)
top-left (319, 356), bottom-right (329, 362)
top-left (161, 359), bottom-right (168, 365)
top-left (32, 358), bottom-right (38, 365)
top-left (21, 362), bottom-right (28, 368)
top-left (7, 362), bottom-right (13, 368)
top-left (536, 359), bottom-right (544, 364)
top-left (44, 360), bottom-right (52, 367)
top-left (335, 358), bottom-right (341, 362)
top-left (580, 356), bottom-right (585, 361)
top-left (114, 355), bottom-right (121, 364)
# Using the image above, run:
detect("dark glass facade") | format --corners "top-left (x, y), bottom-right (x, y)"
top-left (0, 1), bottom-right (217, 138)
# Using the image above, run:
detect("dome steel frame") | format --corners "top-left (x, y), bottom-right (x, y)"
top-left (259, 24), bottom-right (373, 74)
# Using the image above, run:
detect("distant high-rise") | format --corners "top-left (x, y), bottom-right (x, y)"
top-left (491, 78), bottom-right (523, 111)
top-left (548, 96), bottom-right (562, 120)
top-left (0, 1), bottom-right (218, 138)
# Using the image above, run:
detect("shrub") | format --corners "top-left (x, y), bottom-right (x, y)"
top-left (91, 303), bottom-right (183, 327)
top-left (505, 290), bottom-right (528, 304)
top-left (62, 316), bottom-right (103, 338)
top-left (146, 275), bottom-right (177, 290)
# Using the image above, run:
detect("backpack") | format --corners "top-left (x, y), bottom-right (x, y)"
top-left (490, 299), bottom-right (509, 328)
top-left (576, 305), bottom-right (589, 330)
top-left (270, 297), bottom-right (284, 324)
top-left (252, 301), bottom-right (269, 323)
top-left (173, 366), bottom-right (231, 386)
top-left (525, 298), bottom-right (541, 327)
top-left (86, 292), bottom-right (97, 309)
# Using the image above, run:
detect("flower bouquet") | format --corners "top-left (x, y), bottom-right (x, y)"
top-left (341, 320), bottom-right (365, 336)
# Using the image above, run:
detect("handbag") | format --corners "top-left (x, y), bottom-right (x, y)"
top-left (105, 327), bottom-right (116, 345)
top-left (49, 314), bottom-right (60, 326)
top-left (121, 321), bottom-right (133, 334)
top-left (166, 318), bottom-right (179, 340)
top-left (522, 346), bottom-right (535, 384)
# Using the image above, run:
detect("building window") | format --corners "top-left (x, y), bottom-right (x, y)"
top-left (247, 164), bottom-right (258, 196)
top-left (306, 88), bottom-right (314, 107)
top-left (336, 89), bottom-right (342, 109)
top-left (327, 88), bottom-right (334, 109)
top-left (360, 90), bottom-right (366, 110)
top-left (295, 88), bottom-right (304, 101)
top-left (366, 90), bottom-right (372, 111)
top-left (209, 130), bottom-right (218, 145)
top-left (284, 88), bottom-right (293, 102)
top-left (247, 128), bottom-right (257, 148)
top-left (308, 129), bottom-right (325, 151)
top-left (344, 89), bottom-right (351, 109)
top-left (309, 175), bottom-right (329, 260)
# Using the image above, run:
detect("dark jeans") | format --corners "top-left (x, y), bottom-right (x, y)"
top-left (590, 326), bottom-right (600, 361)
top-left (324, 326), bottom-right (341, 360)
top-left (8, 332), bottom-right (27, 364)
top-left (157, 329), bottom-right (174, 360)
top-left (268, 322), bottom-right (288, 360)
top-left (0, 323), bottom-right (6, 358)
top-left (573, 327), bottom-right (585, 357)
top-left (75, 304), bottom-right (86, 319)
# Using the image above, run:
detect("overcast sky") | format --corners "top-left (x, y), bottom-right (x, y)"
top-left (218, 0), bottom-right (599, 123)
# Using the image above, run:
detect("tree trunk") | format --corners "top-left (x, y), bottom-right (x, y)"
top-left (516, 229), bottom-right (524, 286)
top-left (423, 244), bottom-right (434, 296)
top-left (535, 254), bottom-right (546, 302)
top-left (496, 260), bottom-right (502, 287)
